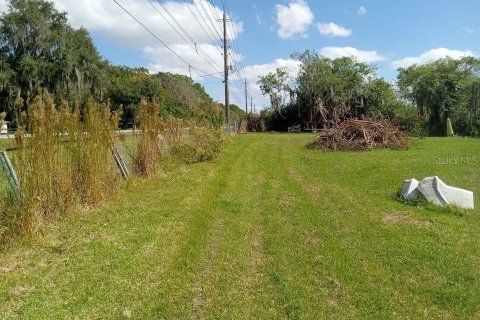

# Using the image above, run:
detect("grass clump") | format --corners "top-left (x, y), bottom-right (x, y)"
top-left (134, 100), bottom-right (163, 177)
top-left (74, 100), bottom-right (122, 205)
top-left (1, 97), bottom-right (230, 242)
top-left (5, 94), bottom-right (120, 238)
top-left (161, 116), bottom-right (184, 155)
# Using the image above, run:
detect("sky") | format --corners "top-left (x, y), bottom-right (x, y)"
top-left (1, 0), bottom-right (480, 110)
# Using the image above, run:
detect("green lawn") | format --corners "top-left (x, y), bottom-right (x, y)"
top-left (1, 133), bottom-right (479, 319)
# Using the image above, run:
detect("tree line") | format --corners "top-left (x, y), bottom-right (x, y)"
top-left (259, 50), bottom-right (480, 137)
top-left (0, 0), bottom-right (244, 129)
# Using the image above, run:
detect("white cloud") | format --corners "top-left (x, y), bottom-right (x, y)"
top-left (52, 0), bottom-right (243, 48)
top-left (0, 0), bottom-right (8, 13)
top-left (243, 59), bottom-right (301, 83)
top-left (240, 59), bottom-right (301, 109)
top-left (392, 48), bottom-right (477, 69)
top-left (357, 6), bottom-right (367, 15)
top-left (275, 0), bottom-right (314, 39)
top-left (44, 0), bottom-right (244, 78)
top-left (465, 28), bottom-right (475, 34)
top-left (320, 47), bottom-right (387, 63)
top-left (317, 22), bottom-right (352, 37)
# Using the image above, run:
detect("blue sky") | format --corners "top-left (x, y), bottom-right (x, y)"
top-left (3, 0), bottom-right (478, 109)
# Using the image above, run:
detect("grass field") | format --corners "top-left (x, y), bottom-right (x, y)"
top-left (1, 133), bottom-right (479, 319)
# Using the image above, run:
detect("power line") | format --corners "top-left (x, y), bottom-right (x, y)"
top-left (191, 71), bottom-right (223, 79)
top-left (153, 0), bottom-right (222, 70)
top-left (192, 0), bottom-right (223, 48)
top-left (216, 0), bottom-right (247, 77)
top-left (210, 0), bottom-right (251, 109)
top-left (197, 0), bottom-right (223, 42)
top-left (114, 0), bottom-right (249, 109)
top-left (182, 0), bottom-right (223, 55)
top-left (147, 0), bottom-right (222, 72)
top-left (112, 0), bottom-right (221, 80)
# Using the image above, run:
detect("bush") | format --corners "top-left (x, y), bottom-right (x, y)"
top-left (176, 126), bottom-right (227, 163)
top-left (264, 103), bottom-right (303, 131)
top-left (394, 109), bottom-right (428, 137)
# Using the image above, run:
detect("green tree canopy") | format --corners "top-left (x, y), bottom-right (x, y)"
top-left (0, 0), bottom-right (107, 120)
top-left (293, 51), bottom-right (385, 122)
top-left (397, 57), bottom-right (480, 136)
top-left (259, 51), bottom-right (397, 126)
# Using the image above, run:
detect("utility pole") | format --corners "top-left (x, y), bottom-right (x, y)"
top-left (250, 97), bottom-right (253, 114)
top-left (222, 13), bottom-right (230, 133)
top-left (244, 79), bottom-right (248, 114)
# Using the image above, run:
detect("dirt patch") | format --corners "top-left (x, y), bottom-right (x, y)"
top-left (10, 285), bottom-right (35, 296)
top-left (280, 193), bottom-right (295, 205)
top-left (247, 228), bottom-right (273, 282)
top-left (303, 229), bottom-right (319, 248)
top-left (383, 212), bottom-right (431, 228)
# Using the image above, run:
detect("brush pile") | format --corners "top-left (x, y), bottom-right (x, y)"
top-left (311, 117), bottom-right (409, 151)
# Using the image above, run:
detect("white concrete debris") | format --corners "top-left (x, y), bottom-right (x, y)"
top-left (401, 178), bottom-right (419, 200)
top-left (401, 176), bottom-right (474, 209)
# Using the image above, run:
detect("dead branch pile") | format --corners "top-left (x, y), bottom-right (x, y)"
top-left (311, 117), bottom-right (409, 151)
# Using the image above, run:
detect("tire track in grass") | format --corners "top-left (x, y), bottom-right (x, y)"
top-left (191, 135), bottom-right (281, 318)
top-left (255, 134), bottom-right (359, 319)
top-left (191, 217), bottom-right (226, 319)
top-left (190, 135), bottom-right (263, 318)
top-left (147, 136), bottom-right (255, 318)
top-left (213, 134), bottom-right (307, 319)
top-left (283, 135), bottom-right (397, 318)
top-left (282, 145), bottom-right (416, 319)
top-left (229, 139), bottom-right (283, 319)
top-left (280, 140), bottom-right (361, 318)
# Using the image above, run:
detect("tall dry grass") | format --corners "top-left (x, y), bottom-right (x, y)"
top-left (74, 101), bottom-right (121, 205)
top-left (13, 94), bottom-right (120, 236)
top-left (162, 116), bottom-right (184, 155)
top-left (134, 100), bottom-right (163, 177)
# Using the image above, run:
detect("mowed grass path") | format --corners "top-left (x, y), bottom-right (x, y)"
top-left (1, 134), bottom-right (480, 319)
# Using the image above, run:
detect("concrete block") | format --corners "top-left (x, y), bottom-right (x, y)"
top-left (401, 176), bottom-right (474, 209)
